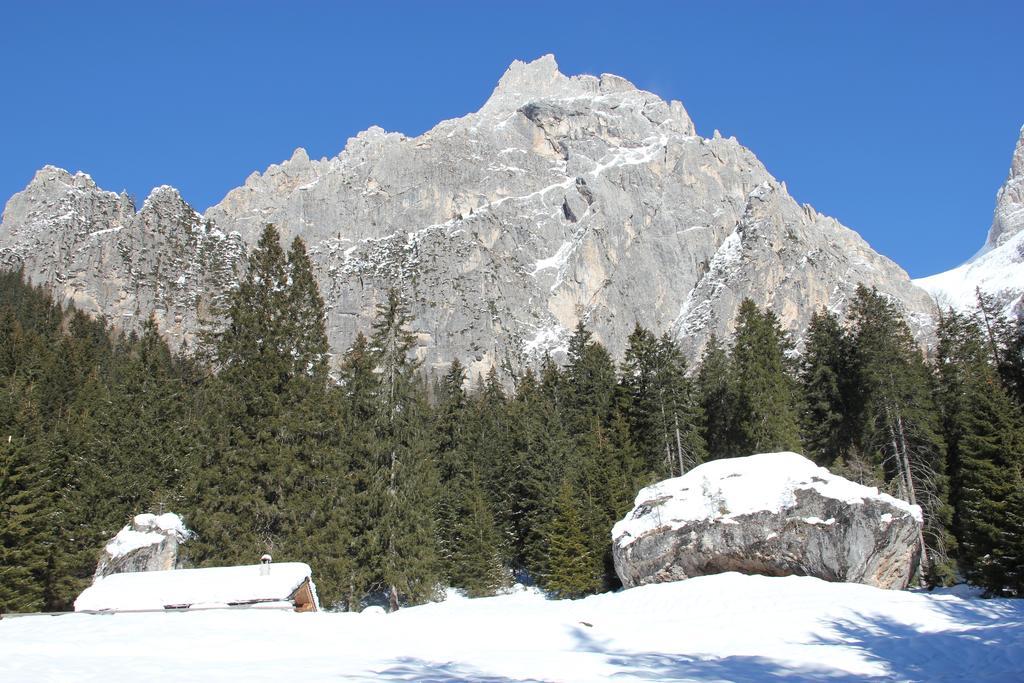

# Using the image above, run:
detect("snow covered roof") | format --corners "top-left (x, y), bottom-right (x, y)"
top-left (612, 452), bottom-right (922, 547)
top-left (74, 562), bottom-right (318, 613)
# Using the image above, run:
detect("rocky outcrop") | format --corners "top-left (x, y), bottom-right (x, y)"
top-left (94, 513), bottom-right (192, 580)
top-left (916, 126), bottom-right (1024, 319)
top-left (990, 125), bottom-right (1024, 250)
top-left (1, 55), bottom-right (939, 375)
top-left (0, 168), bottom-right (246, 351)
top-left (611, 452), bottom-right (922, 590)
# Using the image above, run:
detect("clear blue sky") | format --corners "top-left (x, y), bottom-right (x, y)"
top-left (2, 1), bottom-right (1021, 277)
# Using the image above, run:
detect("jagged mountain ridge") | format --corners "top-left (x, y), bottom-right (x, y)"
top-left (915, 126), bottom-right (1024, 319)
top-left (0, 55), bottom-right (937, 376)
top-left (0, 168), bottom-right (245, 349)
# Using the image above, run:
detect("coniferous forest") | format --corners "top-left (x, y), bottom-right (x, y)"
top-left (2, 224), bottom-right (1023, 613)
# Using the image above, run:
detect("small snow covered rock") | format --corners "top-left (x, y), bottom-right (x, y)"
top-left (611, 452), bottom-right (922, 590)
top-left (93, 512), bottom-right (192, 581)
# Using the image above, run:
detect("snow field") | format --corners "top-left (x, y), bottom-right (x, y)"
top-left (2, 572), bottom-right (1021, 682)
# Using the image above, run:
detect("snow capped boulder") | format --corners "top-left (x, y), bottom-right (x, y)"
top-left (94, 512), bottom-right (192, 581)
top-left (611, 453), bottom-right (923, 590)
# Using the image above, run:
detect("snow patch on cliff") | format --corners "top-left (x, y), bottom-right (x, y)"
top-left (914, 229), bottom-right (1024, 319)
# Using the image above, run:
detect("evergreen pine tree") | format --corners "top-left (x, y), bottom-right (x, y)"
top-left (799, 310), bottom-right (854, 467)
top-left (188, 224), bottom-right (326, 567)
top-left (696, 335), bottom-right (734, 460)
top-left (619, 325), bottom-right (664, 475)
top-left (541, 479), bottom-right (602, 598)
top-left (848, 285), bottom-right (955, 584)
top-left (435, 360), bottom-right (469, 579)
top-left (560, 322), bottom-right (638, 591)
top-left (506, 368), bottom-right (569, 579)
top-left (936, 310), bottom-right (1024, 591)
top-left (323, 332), bottom-right (379, 610)
top-left (654, 333), bottom-right (706, 476)
top-left (730, 299), bottom-right (801, 454)
top-left (996, 474), bottom-right (1024, 596)
top-left (446, 467), bottom-right (509, 597)
top-left (1000, 318), bottom-right (1024, 408)
top-left (0, 389), bottom-right (56, 612)
top-left (368, 290), bottom-right (442, 610)
top-left (284, 237), bottom-right (330, 384)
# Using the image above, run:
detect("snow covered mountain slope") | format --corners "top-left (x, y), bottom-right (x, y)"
top-left (916, 126), bottom-right (1024, 319)
top-left (1, 55), bottom-right (938, 375)
top-left (1, 573), bottom-right (1021, 682)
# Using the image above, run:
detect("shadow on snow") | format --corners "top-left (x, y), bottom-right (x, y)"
top-left (364, 593), bottom-right (1024, 682)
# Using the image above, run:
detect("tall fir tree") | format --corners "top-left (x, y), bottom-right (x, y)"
top-left (654, 333), bottom-right (706, 476)
top-left (368, 290), bottom-right (442, 610)
top-left (620, 327), bottom-right (705, 479)
top-left (696, 335), bottom-right (734, 460)
top-left (188, 225), bottom-right (330, 568)
top-left (506, 368), bottom-right (569, 578)
top-left (0, 386), bottom-right (57, 612)
top-left (541, 479), bottom-right (603, 598)
top-left (559, 322), bottom-right (638, 591)
top-left (935, 309), bottom-right (1024, 592)
top-left (619, 325), bottom-right (664, 474)
top-left (848, 285), bottom-right (954, 584)
top-left (729, 299), bottom-right (801, 454)
top-left (323, 332), bottom-right (379, 610)
top-left (799, 309), bottom-right (854, 467)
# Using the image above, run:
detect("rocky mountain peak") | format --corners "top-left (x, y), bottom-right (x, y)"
top-left (1, 57), bottom-right (940, 377)
top-left (142, 184), bottom-right (185, 207)
top-left (21, 165), bottom-right (121, 201)
top-left (487, 54), bottom-right (571, 104)
top-left (988, 124), bottom-right (1024, 249)
top-left (915, 125), bottom-right (1024, 319)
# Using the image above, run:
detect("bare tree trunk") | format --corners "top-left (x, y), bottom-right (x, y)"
top-left (660, 399), bottom-right (674, 477)
top-left (389, 584), bottom-right (399, 613)
top-left (977, 287), bottom-right (1003, 367)
top-left (894, 410), bottom-right (930, 579)
top-left (674, 413), bottom-right (686, 475)
top-left (886, 402), bottom-right (930, 583)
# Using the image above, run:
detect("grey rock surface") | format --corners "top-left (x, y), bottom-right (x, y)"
top-left (990, 125), bottom-right (1024, 249)
top-left (94, 513), bottom-right (192, 581)
top-left (0, 167), bottom-right (246, 351)
top-left (611, 453), bottom-right (922, 590)
top-left (1, 55), bottom-right (938, 375)
top-left (914, 126), bottom-right (1024, 319)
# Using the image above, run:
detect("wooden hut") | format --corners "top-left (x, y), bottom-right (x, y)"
top-left (74, 561), bottom-right (319, 613)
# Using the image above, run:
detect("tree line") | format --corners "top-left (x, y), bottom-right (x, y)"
top-left (2, 225), bottom-right (1022, 612)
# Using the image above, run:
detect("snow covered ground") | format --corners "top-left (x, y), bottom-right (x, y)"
top-left (2, 572), bottom-right (1021, 682)
top-left (914, 229), bottom-right (1024, 319)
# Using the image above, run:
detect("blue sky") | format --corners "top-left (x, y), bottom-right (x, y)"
top-left (2, 1), bottom-right (1021, 277)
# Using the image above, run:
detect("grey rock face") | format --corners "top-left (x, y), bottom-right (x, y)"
top-left (989, 126), bottom-right (1024, 249)
top-left (0, 56), bottom-right (938, 375)
top-left (914, 126), bottom-right (1024, 320)
top-left (611, 453), bottom-right (922, 590)
top-left (0, 167), bottom-right (246, 351)
top-left (94, 513), bottom-right (192, 580)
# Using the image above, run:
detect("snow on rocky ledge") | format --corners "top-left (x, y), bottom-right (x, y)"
top-left (94, 512), bottom-right (193, 580)
top-left (611, 452), bottom-right (924, 590)
top-left (105, 513), bottom-right (190, 560)
top-left (612, 452), bottom-right (920, 547)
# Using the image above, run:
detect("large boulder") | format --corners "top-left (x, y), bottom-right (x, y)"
top-left (93, 512), bottom-right (192, 580)
top-left (611, 452), bottom-right (922, 590)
